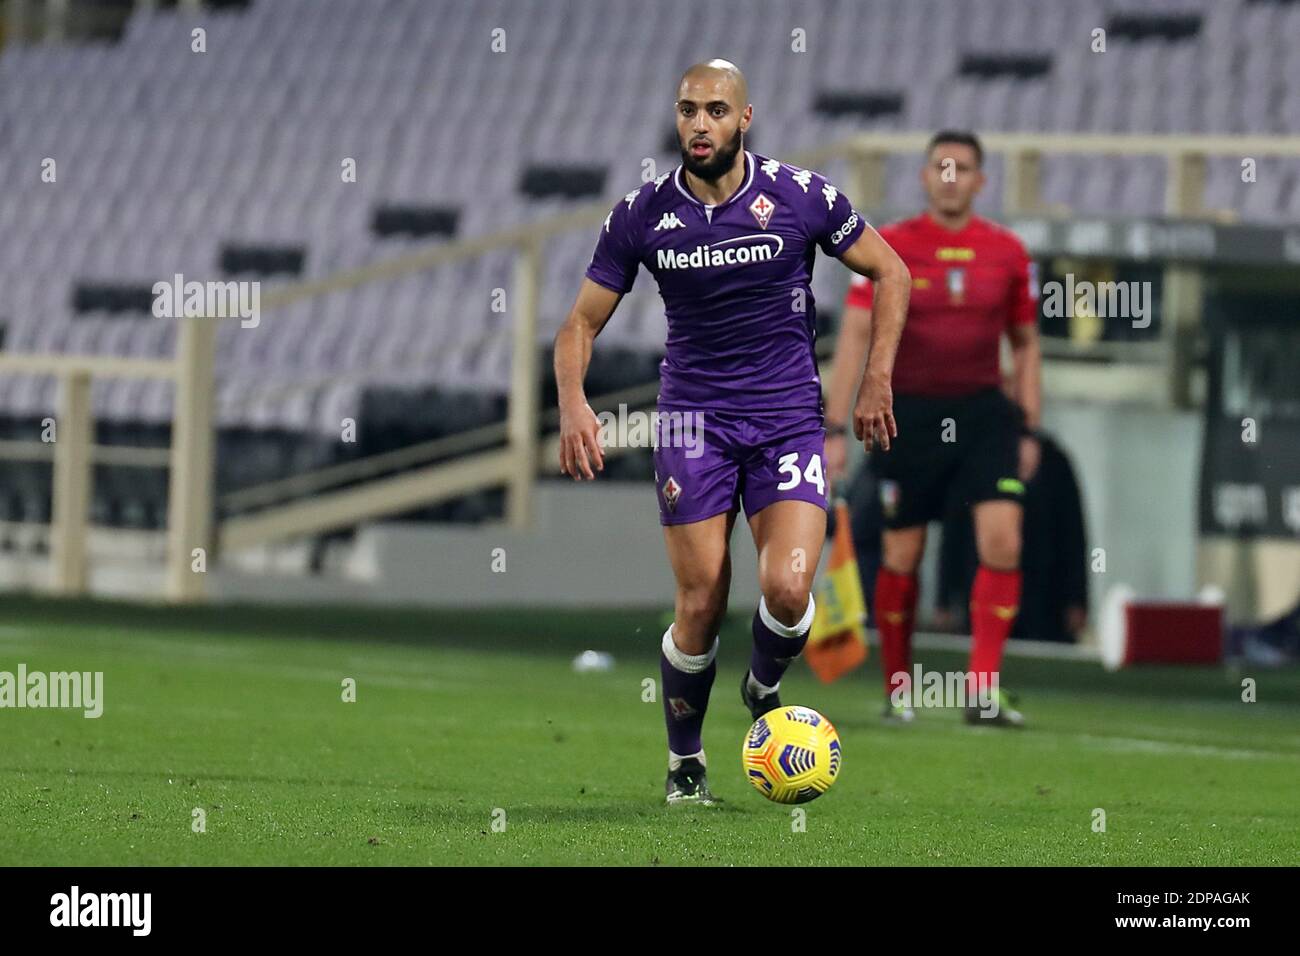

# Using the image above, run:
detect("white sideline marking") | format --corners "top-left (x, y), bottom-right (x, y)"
top-left (1072, 733), bottom-right (1299, 761)
top-left (902, 630), bottom-right (1101, 661)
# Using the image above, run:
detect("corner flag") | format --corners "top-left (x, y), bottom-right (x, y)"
top-left (805, 498), bottom-right (869, 683)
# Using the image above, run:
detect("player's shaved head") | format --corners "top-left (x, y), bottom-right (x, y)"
top-left (677, 59), bottom-right (748, 108)
top-left (675, 59), bottom-right (752, 182)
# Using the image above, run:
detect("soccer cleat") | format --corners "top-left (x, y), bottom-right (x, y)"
top-left (963, 687), bottom-right (1026, 728)
top-left (665, 757), bottom-right (717, 805)
top-left (740, 670), bottom-right (781, 721)
top-left (882, 698), bottom-right (916, 723)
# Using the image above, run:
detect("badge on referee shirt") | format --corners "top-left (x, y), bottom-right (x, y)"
top-left (946, 268), bottom-right (966, 305)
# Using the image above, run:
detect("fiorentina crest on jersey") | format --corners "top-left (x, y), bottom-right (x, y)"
top-left (749, 192), bottom-right (776, 229)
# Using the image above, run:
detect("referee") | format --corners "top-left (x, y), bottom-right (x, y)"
top-left (826, 130), bottom-right (1042, 726)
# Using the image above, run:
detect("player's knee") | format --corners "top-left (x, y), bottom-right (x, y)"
top-left (761, 579), bottom-right (810, 627)
top-left (977, 529), bottom-right (1021, 570)
top-left (882, 541), bottom-right (923, 575)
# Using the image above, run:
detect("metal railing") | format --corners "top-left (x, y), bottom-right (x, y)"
top-left (5, 131), bottom-right (1300, 599)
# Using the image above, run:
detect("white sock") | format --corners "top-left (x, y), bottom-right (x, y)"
top-left (661, 625), bottom-right (718, 673)
top-left (759, 594), bottom-right (816, 638)
top-left (747, 595), bottom-right (816, 699)
top-left (746, 671), bottom-right (779, 699)
top-left (668, 749), bottom-right (706, 772)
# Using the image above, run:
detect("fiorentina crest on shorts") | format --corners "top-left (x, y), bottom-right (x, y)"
top-left (749, 192), bottom-right (776, 229)
top-left (662, 475), bottom-right (683, 512)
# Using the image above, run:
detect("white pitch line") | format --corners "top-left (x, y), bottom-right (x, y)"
top-left (1070, 732), bottom-right (1300, 761)
top-left (902, 630), bottom-right (1102, 661)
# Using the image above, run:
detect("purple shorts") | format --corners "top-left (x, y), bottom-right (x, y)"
top-left (652, 406), bottom-right (829, 526)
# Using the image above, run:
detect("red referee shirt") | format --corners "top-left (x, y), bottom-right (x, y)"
top-left (844, 212), bottom-right (1038, 397)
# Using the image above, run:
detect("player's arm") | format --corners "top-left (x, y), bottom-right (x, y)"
top-left (823, 295), bottom-right (872, 483)
top-left (1006, 247), bottom-right (1043, 480)
top-left (1008, 321), bottom-right (1043, 481)
top-left (836, 228), bottom-right (910, 451)
top-left (1008, 321), bottom-right (1042, 430)
top-left (553, 278), bottom-right (622, 480)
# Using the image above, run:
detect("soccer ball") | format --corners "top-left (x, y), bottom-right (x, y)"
top-left (742, 705), bottom-right (842, 804)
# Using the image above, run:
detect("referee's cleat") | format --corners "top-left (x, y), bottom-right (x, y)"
top-left (665, 757), bottom-right (717, 806)
top-left (964, 688), bottom-right (1026, 728)
top-left (882, 698), bottom-right (916, 723)
top-left (740, 670), bottom-right (782, 721)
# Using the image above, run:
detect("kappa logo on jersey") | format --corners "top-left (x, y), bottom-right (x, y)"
top-left (654, 212), bottom-right (686, 231)
top-left (662, 475), bottom-right (683, 512)
top-left (761, 157), bottom-right (781, 180)
top-left (749, 192), bottom-right (776, 229)
top-left (791, 168), bottom-right (813, 193)
top-left (822, 183), bottom-right (839, 210)
top-left (656, 234), bottom-right (784, 270)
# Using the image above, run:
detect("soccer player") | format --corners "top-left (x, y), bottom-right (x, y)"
top-left (554, 60), bottom-right (910, 803)
top-left (824, 130), bottom-right (1041, 727)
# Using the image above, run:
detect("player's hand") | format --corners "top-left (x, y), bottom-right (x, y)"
top-left (558, 400), bottom-right (604, 480)
top-left (853, 372), bottom-right (897, 452)
top-left (1018, 435), bottom-right (1041, 482)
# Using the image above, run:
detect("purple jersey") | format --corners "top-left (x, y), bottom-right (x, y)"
top-left (585, 150), bottom-right (867, 412)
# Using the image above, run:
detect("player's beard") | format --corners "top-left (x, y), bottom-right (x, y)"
top-left (680, 126), bottom-right (744, 182)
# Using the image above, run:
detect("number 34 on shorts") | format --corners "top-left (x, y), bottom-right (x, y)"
top-left (737, 429), bottom-right (828, 518)
top-left (776, 452), bottom-right (826, 496)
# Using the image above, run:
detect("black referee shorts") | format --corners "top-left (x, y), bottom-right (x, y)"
top-left (869, 387), bottom-right (1025, 530)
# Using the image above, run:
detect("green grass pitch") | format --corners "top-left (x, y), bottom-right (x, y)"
top-left (1, 597), bottom-right (1297, 866)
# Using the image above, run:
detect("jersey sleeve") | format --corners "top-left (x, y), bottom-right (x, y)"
top-left (585, 190), bottom-right (644, 294)
top-left (1007, 241), bottom-right (1039, 328)
top-left (843, 272), bottom-right (874, 311)
top-left (803, 172), bottom-right (867, 258)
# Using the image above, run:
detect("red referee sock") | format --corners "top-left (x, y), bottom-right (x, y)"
top-left (874, 569), bottom-right (918, 699)
top-left (968, 566), bottom-right (1022, 690)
